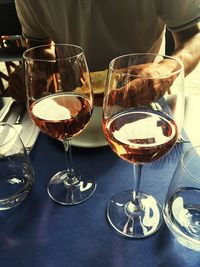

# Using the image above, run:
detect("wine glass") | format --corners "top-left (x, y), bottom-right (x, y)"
top-left (23, 44), bottom-right (96, 205)
top-left (102, 53), bottom-right (184, 238)
top-left (0, 122), bottom-right (34, 209)
top-left (163, 145), bottom-right (200, 251)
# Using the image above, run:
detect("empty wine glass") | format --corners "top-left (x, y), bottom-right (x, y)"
top-left (164, 145), bottom-right (200, 251)
top-left (0, 122), bottom-right (34, 209)
top-left (23, 44), bottom-right (96, 205)
top-left (102, 53), bottom-right (184, 238)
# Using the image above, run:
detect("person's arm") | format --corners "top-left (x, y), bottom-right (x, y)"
top-left (25, 38), bottom-right (52, 49)
top-left (171, 22), bottom-right (200, 76)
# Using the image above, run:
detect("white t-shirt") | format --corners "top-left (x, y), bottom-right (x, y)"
top-left (15, 0), bottom-right (200, 71)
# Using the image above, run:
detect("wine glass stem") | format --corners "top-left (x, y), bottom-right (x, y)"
top-left (131, 163), bottom-right (142, 210)
top-left (62, 139), bottom-right (78, 185)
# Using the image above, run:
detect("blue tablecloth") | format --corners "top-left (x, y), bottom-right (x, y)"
top-left (0, 133), bottom-right (199, 267)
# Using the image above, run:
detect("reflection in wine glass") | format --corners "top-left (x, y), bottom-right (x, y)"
top-left (102, 53), bottom-right (184, 238)
top-left (23, 44), bottom-right (96, 205)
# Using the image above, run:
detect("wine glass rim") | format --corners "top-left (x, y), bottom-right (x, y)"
top-left (181, 145), bottom-right (200, 182)
top-left (109, 52), bottom-right (184, 78)
top-left (23, 43), bottom-right (84, 61)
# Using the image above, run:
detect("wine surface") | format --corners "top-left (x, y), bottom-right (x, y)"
top-left (30, 93), bottom-right (92, 140)
top-left (103, 109), bottom-right (178, 163)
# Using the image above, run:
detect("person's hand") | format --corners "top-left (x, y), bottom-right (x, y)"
top-left (108, 59), bottom-right (179, 107)
top-left (6, 44), bottom-right (56, 103)
top-left (6, 65), bottom-right (26, 103)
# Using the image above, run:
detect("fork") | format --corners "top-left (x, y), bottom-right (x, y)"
top-left (177, 135), bottom-right (191, 144)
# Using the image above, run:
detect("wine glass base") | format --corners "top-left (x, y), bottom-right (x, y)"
top-left (47, 169), bottom-right (97, 205)
top-left (107, 190), bottom-right (163, 238)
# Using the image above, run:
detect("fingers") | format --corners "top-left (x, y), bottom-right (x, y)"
top-left (107, 76), bottom-right (172, 108)
top-left (7, 66), bottom-right (26, 103)
top-left (106, 61), bottom-right (179, 108)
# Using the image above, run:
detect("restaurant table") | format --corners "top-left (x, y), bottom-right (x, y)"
top-left (1, 94), bottom-right (200, 266)
top-left (0, 131), bottom-right (200, 267)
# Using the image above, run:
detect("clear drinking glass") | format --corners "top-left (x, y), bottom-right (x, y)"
top-left (0, 122), bottom-right (34, 209)
top-left (23, 44), bottom-right (96, 205)
top-left (102, 53), bottom-right (184, 238)
top-left (164, 146), bottom-right (200, 251)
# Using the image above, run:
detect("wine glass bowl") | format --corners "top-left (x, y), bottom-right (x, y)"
top-left (163, 146), bottom-right (200, 251)
top-left (102, 53), bottom-right (184, 238)
top-left (0, 122), bottom-right (34, 209)
top-left (23, 44), bottom-right (96, 205)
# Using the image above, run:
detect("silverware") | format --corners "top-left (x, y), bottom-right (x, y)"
top-left (0, 100), bottom-right (25, 125)
top-left (177, 135), bottom-right (191, 144)
top-left (0, 98), bottom-right (14, 122)
top-left (0, 97), bottom-right (39, 153)
top-left (14, 105), bottom-right (27, 124)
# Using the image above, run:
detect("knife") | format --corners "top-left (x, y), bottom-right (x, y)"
top-left (0, 97), bottom-right (39, 152)
top-left (1, 101), bottom-right (25, 124)
top-left (0, 97), bottom-right (14, 121)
